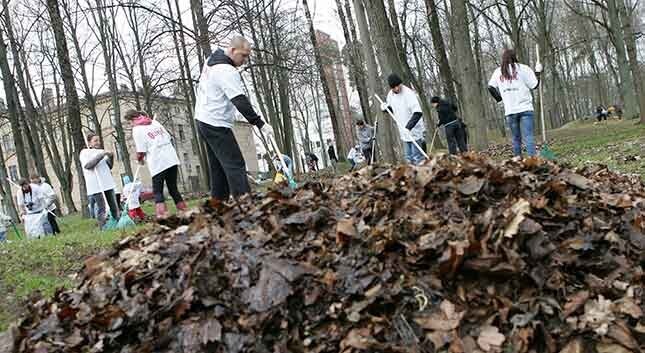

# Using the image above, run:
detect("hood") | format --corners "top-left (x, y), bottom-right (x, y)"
top-left (207, 48), bottom-right (235, 67)
top-left (132, 115), bottom-right (153, 126)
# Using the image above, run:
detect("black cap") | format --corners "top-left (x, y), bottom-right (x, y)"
top-left (430, 96), bottom-right (441, 104)
top-left (387, 73), bottom-right (402, 88)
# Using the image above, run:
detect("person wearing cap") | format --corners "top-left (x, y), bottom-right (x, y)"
top-left (355, 119), bottom-right (375, 165)
top-left (430, 96), bottom-right (468, 155)
top-left (380, 73), bottom-right (426, 165)
top-left (194, 35), bottom-right (274, 203)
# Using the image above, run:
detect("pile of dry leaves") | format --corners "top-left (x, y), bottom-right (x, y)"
top-left (483, 142), bottom-right (552, 159)
top-left (2, 153), bottom-right (644, 353)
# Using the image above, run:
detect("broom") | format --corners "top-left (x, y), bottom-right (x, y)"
top-left (116, 165), bottom-right (141, 229)
top-left (81, 131), bottom-right (118, 230)
top-left (537, 44), bottom-right (555, 160)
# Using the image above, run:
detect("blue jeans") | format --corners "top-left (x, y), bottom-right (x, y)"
top-left (506, 111), bottom-right (536, 157)
top-left (0, 230), bottom-right (6, 242)
top-left (404, 139), bottom-right (426, 165)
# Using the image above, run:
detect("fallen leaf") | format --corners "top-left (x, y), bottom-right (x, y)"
top-left (616, 297), bottom-right (642, 319)
top-left (581, 295), bottom-right (615, 335)
top-left (558, 338), bottom-right (583, 353)
top-left (458, 176), bottom-right (485, 195)
top-left (608, 321), bottom-right (638, 350)
top-left (336, 218), bottom-right (357, 245)
top-left (415, 300), bottom-right (465, 331)
top-left (595, 343), bottom-right (632, 353)
top-left (504, 199), bottom-right (531, 238)
top-left (201, 318), bottom-right (222, 344)
top-left (563, 290), bottom-right (590, 317)
top-left (477, 325), bottom-right (505, 351)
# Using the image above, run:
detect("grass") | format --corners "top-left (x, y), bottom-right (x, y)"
top-left (0, 199), bottom-right (202, 331)
top-left (545, 118), bottom-right (645, 176)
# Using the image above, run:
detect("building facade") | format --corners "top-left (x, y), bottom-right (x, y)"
top-left (1, 90), bottom-right (258, 214)
top-left (315, 30), bottom-right (355, 156)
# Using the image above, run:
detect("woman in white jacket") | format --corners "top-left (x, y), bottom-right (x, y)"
top-left (125, 110), bottom-right (186, 219)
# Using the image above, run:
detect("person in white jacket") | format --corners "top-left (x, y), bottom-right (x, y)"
top-left (30, 175), bottom-right (59, 234)
top-left (381, 74), bottom-right (427, 165)
top-left (487, 48), bottom-right (542, 157)
top-left (16, 179), bottom-right (52, 239)
top-left (125, 110), bottom-right (186, 219)
top-left (193, 36), bottom-right (274, 203)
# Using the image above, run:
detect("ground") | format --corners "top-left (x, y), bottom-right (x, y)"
top-left (1, 118), bottom-right (644, 330)
top-left (0, 200), bottom-right (201, 331)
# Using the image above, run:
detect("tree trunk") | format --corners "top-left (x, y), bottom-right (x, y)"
top-left (46, 0), bottom-right (88, 216)
top-left (352, 0), bottom-right (397, 162)
top-left (167, 0), bottom-right (209, 189)
top-left (617, 0), bottom-right (645, 122)
top-left (336, 0), bottom-right (371, 124)
top-left (0, 139), bottom-right (18, 221)
top-left (0, 30), bottom-right (29, 179)
top-left (606, 0), bottom-right (638, 119)
top-left (451, 0), bottom-right (487, 149)
top-left (303, 0), bottom-right (347, 158)
top-left (2, 0), bottom-right (49, 180)
top-left (92, 0), bottom-right (132, 177)
top-left (423, 0), bottom-right (457, 101)
top-left (191, 0), bottom-right (211, 60)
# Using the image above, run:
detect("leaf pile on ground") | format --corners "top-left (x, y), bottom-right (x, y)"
top-left (483, 141), bottom-right (552, 159)
top-left (2, 153), bottom-right (644, 353)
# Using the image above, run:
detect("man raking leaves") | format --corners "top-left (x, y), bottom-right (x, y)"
top-left (194, 35), bottom-right (274, 203)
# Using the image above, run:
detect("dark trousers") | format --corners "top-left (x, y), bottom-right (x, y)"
top-left (152, 165), bottom-right (183, 204)
top-left (362, 147), bottom-right (373, 165)
top-left (197, 121), bottom-right (250, 200)
top-left (445, 123), bottom-right (468, 155)
top-left (91, 189), bottom-right (119, 224)
top-left (47, 212), bottom-right (60, 234)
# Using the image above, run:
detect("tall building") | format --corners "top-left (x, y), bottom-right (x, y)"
top-left (0, 90), bottom-right (258, 214)
top-left (315, 30), bottom-right (355, 155)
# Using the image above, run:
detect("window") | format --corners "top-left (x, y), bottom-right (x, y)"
top-left (316, 141), bottom-right (321, 148)
top-left (2, 135), bottom-right (14, 153)
top-left (183, 153), bottom-right (191, 171)
top-left (8, 165), bottom-right (18, 181)
top-left (178, 125), bottom-right (185, 141)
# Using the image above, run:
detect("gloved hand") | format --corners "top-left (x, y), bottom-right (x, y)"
top-left (535, 62), bottom-right (543, 73)
top-left (380, 102), bottom-right (389, 112)
top-left (260, 123), bottom-right (274, 138)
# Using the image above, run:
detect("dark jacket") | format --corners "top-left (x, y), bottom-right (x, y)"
top-left (435, 100), bottom-right (460, 126)
top-left (327, 146), bottom-right (337, 161)
top-left (357, 125), bottom-right (374, 150)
